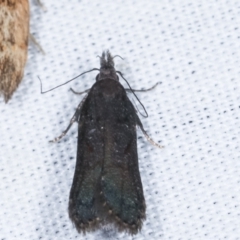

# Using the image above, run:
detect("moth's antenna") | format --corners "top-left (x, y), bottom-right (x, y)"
top-left (112, 55), bottom-right (124, 60)
top-left (131, 97), bottom-right (147, 118)
top-left (39, 68), bottom-right (100, 94)
top-left (116, 71), bottom-right (148, 118)
top-left (97, 54), bottom-right (123, 60)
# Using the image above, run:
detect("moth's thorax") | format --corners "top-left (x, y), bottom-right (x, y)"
top-left (93, 78), bottom-right (124, 99)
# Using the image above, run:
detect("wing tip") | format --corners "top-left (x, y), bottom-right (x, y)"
top-left (68, 199), bottom-right (101, 234)
top-left (103, 200), bottom-right (146, 235)
top-left (68, 199), bottom-right (146, 235)
top-left (69, 211), bottom-right (101, 234)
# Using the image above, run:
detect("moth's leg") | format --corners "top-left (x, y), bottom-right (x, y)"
top-left (70, 88), bottom-right (90, 95)
top-left (136, 115), bottom-right (164, 149)
top-left (50, 96), bottom-right (87, 143)
top-left (37, 0), bottom-right (46, 10)
top-left (29, 34), bottom-right (45, 54)
top-left (125, 82), bottom-right (159, 93)
top-left (140, 126), bottom-right (164, 149)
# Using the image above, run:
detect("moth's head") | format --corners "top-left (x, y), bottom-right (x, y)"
top-left (96, 51), bottom-right (119, 81)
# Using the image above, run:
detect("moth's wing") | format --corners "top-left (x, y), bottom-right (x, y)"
top-left (101, 97), bottom-right (146, 234)
top-left (68, 95), bottom-right (103, 233)
top-left (0, 0), bottom-right (29, 102)
top-left (69, 80), bottom-right (146, 234)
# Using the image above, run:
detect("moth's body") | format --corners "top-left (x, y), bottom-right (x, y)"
top-left (0, 0), bottom-right (29, 102)
top-left (68, 52), bottom-right (146, 234)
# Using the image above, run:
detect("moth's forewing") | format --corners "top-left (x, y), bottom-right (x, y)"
top-left (68, 88), bottom-right (103, 233)
top-left (97, 80), bottom-right (146, 232)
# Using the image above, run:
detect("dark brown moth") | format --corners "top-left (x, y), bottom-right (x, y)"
top-left (47, 51), bottom-right (162, 234)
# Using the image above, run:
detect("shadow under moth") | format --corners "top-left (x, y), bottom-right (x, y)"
top-left (46, 51), bottom-right (162, 235)
top-left (0, 0), bottom-right (29, 103)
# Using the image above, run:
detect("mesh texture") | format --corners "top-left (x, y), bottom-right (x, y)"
top-left (0, 0), bottom-right (240, 239)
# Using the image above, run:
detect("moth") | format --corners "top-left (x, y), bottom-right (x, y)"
top-left (0, 0), bottom-right (29, 103)
top-left (47, 51), bottom-right (162, 234)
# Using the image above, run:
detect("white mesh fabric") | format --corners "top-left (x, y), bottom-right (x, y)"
top-left (0, 0), bottom-right (240, 239)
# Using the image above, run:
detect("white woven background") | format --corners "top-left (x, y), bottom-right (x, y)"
top-left (0, 0), bottom-right (240, 239)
